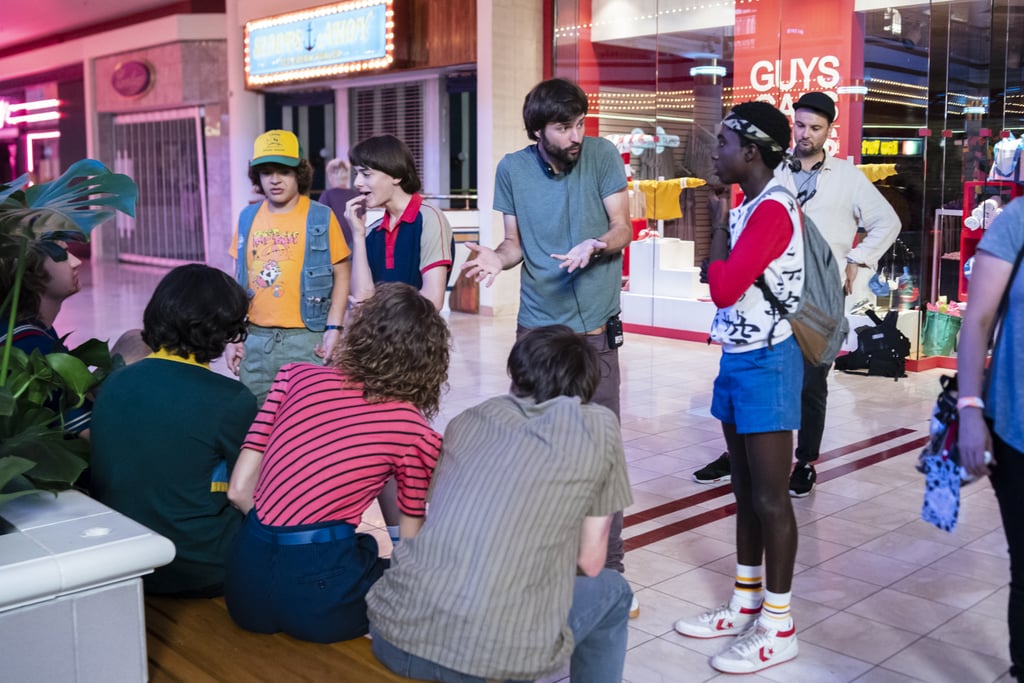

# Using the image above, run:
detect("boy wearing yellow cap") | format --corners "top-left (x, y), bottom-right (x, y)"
top-left (227, 130), bottom-right (352, 405)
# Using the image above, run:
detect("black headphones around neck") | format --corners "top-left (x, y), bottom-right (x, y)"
top-left (788, 153), bottom-right (825, 173)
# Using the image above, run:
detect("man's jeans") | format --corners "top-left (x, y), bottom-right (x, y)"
top-left (371, 569), bottom-right (632, 683)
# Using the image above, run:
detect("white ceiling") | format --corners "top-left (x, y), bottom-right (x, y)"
top-left (0, 0), bottom-right (170, 52)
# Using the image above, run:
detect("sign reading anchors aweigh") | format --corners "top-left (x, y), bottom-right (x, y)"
top-left (244, 0), bottom-right (394, 88)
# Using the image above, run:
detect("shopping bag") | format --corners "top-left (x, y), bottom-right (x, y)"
top-left (921, 309), bottom-right (962, 357)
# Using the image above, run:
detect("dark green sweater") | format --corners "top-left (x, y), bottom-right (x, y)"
top-left (90, 358), bottom-right (258, 594)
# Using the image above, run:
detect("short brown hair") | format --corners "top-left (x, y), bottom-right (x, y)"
top-left (508, 325), bottom-right (599, 402)
top-left (349, 135), bottom-right (421, 194)
top-left (248, 159), bottom-right (314, 196)
top-left (331, 282), bottom-right (450, 418)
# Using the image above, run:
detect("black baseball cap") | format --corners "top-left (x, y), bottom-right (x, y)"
top-left (794, 92), bottom-right (836, 124)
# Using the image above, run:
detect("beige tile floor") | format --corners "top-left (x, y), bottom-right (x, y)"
top-left (62, 259), bottom-right (1012, 683)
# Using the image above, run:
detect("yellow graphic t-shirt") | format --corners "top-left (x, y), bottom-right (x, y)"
top-left (229, 196), bottom-right (350, 328)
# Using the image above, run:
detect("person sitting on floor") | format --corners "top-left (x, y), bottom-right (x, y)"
top-left (367, 325), bottom-right (634, 683)
top-left (89, 264), bottom-right (258, 597)
top-left (225, 281), bottom-right (450, 643)
top-left (0, 232), bottom-right (91, 436)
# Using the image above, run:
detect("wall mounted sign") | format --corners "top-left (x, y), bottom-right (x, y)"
top-left (733, 0), bottom-right (862, 160)
top-left (112, 60), bottom-right (155, 98)
top-left (862, 138), bottom-right (923, 156)
top-left (244, 0), bottom-right (394, 88)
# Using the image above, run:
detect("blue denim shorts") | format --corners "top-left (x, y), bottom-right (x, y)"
top-left (711, 336), bottom-right (803, 435)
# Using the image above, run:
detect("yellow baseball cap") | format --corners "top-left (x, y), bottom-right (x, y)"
top-left (251, 130), bottom-right (303, 167)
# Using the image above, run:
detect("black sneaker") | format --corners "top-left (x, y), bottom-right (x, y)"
top-left (788, 463), bottom-right (817, 497)
top-left (693, 452), bottom-right (731, 484)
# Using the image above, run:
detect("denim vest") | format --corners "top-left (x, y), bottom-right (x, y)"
top-left (235, 200), bottom-right (334, 332)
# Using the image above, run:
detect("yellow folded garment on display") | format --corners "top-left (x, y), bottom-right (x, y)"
top-left (633, 178), bottom-right (707, 220)
top-left (857, 163), bottom-right (898, 183)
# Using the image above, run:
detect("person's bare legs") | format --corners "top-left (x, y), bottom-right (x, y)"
top-left (725, 424), bottom-right (797, 592)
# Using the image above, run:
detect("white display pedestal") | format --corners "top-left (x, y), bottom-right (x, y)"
top-left (623, 237), bottom-right (715, 331)
top-left (0, 490), bottom-right (175, 683)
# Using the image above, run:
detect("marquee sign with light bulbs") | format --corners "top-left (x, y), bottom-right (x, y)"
top-left (244, 0), bottom-right (394, 88)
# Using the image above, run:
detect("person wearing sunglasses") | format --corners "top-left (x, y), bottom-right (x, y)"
top-left (0, 232), bottom-right (91, 436)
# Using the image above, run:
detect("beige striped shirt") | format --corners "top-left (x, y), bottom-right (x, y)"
top-left (367, 394), bottom-right (632, 679)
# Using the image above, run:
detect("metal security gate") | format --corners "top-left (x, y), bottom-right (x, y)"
top-left (112, 108), bottom-right (208, 265)
top-left (352, 81), bottom-right (424, 178)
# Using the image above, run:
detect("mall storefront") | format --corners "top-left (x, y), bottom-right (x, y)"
top-left (549, 0), bottom-right (1024, 368)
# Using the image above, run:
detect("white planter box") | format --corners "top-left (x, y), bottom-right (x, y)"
top-left (0, 490), bottom-right (175, 682)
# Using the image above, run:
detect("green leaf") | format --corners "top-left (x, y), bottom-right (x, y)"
top-left (0, 422), bottom-right (88, 482)
top-left (0, 455), bottom-right (35, 488)
top-left (0, 173), bottom-right (30, 205)
top-left (68, 338), bottom-right (113, 369)
top-left (44, 353), bottom-right (96, 397)
top-left (0, 386), bottom-right (13, 418)
top-left (0, 159), bottom-right (138, 236)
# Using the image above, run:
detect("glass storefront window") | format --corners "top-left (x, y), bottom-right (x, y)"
top-left (553, 0), bottom-right (1024, 362)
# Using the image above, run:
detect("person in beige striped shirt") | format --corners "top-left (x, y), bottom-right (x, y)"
top-left (367, 325), bottom-right (633, 683)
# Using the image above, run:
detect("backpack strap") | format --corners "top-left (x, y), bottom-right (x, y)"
top-left (751, 184), bottom-right (803, 348)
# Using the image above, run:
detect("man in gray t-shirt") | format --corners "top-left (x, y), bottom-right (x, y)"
top-left (367, 326), bottom-right (633, 683)
top-left (462, 78), bottom-right (634, 594)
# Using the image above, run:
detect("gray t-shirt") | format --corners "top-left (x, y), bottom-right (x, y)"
top-left (366, 394), bottom-right (633, 680)
top-left (493, 136), bottom-right (628, 333)
top-left (977, 196), bottom-right (1024, 452)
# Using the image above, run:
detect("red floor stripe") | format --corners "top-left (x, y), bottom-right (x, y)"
top-left (623, 434), bottom-right (929, 552)
top-left (623, 427), bottom-right (917, 528)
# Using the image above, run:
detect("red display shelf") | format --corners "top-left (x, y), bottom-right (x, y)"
top-left (960, 181), bottom-right (1022, 299)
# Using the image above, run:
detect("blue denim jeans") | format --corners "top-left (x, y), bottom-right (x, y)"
top-left (371, 569), bottom-right (632, 683)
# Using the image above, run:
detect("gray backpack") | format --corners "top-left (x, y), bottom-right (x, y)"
top-left (755, 186), bottom-right (849, 367)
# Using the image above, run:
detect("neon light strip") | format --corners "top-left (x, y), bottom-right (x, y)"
top-left (7, 112), bottom-right (61, 124)
top-left (26, 131), bottom-right (61, 174)
top-left (9, 99), bottom-right (60, 112)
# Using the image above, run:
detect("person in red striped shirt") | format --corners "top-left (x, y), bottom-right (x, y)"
top-left (224, 282), bottom-right (450, 643)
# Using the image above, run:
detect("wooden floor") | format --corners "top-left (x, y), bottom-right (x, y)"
top-left (145, 596), bottom-right (415, 682)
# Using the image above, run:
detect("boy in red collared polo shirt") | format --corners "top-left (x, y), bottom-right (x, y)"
top-left (343, 135), bottom-right (453, 311)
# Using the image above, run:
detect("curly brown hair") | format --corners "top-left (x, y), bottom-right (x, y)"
top-left (331, 282), bottom-right (450, 418)
top-left (248, 159), bottom-right (314, 196)
top-left (0, 242), bottom-right (50, 322)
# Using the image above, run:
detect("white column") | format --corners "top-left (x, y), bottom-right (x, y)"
top-left (226, 0), bottom-right (264, 256)
top-left (476, 0), bottom-right (543, 316)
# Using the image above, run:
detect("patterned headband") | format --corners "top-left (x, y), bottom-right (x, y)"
top-left (721, 112), bottom-right (786, 153)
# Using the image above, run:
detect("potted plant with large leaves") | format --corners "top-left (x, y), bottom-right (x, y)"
top-left (0, 159), bottom-right (138, 505)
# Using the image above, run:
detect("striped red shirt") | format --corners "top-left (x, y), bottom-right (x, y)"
top-left (245, 363), bottom-right (441, 527)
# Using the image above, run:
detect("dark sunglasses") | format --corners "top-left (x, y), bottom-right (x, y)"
top-left (37, 240), bottom-right (70, 262)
